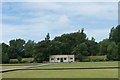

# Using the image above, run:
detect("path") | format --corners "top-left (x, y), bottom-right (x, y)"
top-left (26, 66), bottom-right (120, 70)
top-left (0, 63), bottom-right (50, 73)
top-left (1, 63), bottom-right (119, 73)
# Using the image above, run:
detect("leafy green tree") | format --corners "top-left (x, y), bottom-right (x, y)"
top-left (118, 43), bottom-right (120, 61)
top-left (34, 40), bottom-right (51, 62)
top-left (24, 40), bottom-right (36, 58)
top-left (34, 52), bottom-right (44, 63)
top-left (47, 41), bottom-right (62, 55)
top-left (2, 43), bottom-right (10, 63)
top-left (109, 25), bottom-right (120, 44)
top-left (54, 29), bottom-right (87, 55)
top-left (33, 33), bottom-right (51, 62)
top-left (98, 39), bottom-right (110, 55)
top-left (2, 26), bottom-right (120, 63)
top-left (79, 43), bottom-right (89, 56)
top-left (108, 25), bottom-right (120, 60)
top-left (72, 43), bottom-right (89, 61)
top-left (0, 44), bottom-right (1, 64)
top-left (107, 42), bottom-right (118, 60)
top-left (85, 38), bottom-right (98, 56)
top-left (9, 39), bottom-right (25, 62)
top-left (99, 39), bottom-right (118, 60)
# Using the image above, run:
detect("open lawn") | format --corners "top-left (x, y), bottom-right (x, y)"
top-left (2, 61), bottom-right (119, 78)
top-left (35, 61), bottom-right (118, 68)
top-left (2, 63), bottom-right (40, 69)
top-left (2, 69), bottom-right (118, 78)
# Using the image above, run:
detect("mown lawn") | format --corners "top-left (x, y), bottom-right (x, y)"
top-left (2, 61), bottom-right (119, 78)
top-left (35, 61), bottom-right (118, 68)
top-left (2, 69), bottom-right (118, 78)
top-left (2, 66), bottom-right (22, 69)
top-left (2, 63), bottom-right (39, 69)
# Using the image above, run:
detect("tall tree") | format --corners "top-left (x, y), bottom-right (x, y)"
top-left (72, 43), bottom-right (89, 61)
top-left (85, 39), bottom-right (98, 56)
top-left (34, 40), bottom-right (51, 62)
top-left (0, 43), bottom-right (2, 64)
top-left (2, 43), bottom-right (10, 63)
top-left (24, 40), bottom-right (36, 58)
top-left (109, 25), bottom-right (120, 44)
top-left (98, 39), bottom-right (110, 55)
top-left (45, 33), bottom-right (50, 41)
top-left (9, 39), bottom-right (25, 62)
top-left (107, 42), bottom-right (118, 60)
top-left (118, 43), bottom-right (120, 61)
top-left (54, 29), bottom-right (87, 55)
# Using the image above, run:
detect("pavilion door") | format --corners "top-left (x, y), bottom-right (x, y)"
top-left (60, 58), bottom-right (64, 62)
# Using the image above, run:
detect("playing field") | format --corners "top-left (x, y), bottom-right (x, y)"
top-left (2, 69), bottom-right (118, 78)
top-left (2, 61), bottom-right (119, 78)
top-left (2, 63), bottom-right (37, 69)
top-left (34, 61), bottom-right (118, 68)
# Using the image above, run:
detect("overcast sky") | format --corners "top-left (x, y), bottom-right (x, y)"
top-left (1, 1), bottom-right (118, 44)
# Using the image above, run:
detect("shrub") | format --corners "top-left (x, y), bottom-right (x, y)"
top-left (10, 58), bottom-right (34, 63)
top-left (89, 56), bottom-right (107, 62)
top-left (81, 56), bottom-right (90, 62)
top-left (10, 59), bottom-right (18, 63)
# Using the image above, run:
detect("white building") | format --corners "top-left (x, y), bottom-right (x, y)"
top-left (49, 55), bottom-right (75, 63)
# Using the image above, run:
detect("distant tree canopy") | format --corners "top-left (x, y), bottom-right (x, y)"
top-left (2, 43), bottom-right (10, 63)
top-left (109, 25), bottom-right (120, 44)
top-left (1, 25), bottom-right (120, 63)
top-left (24, 40), bottom-right (36, 58)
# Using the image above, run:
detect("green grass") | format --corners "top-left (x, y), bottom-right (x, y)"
top-left (2, 61), bottom-right (119, 78)
top-left (35, 61), bottom-right (118, 68)
top-left (2, 63), bottom-right (38, 69)
top-left (2, 66), bottom-right (22, 69)
top-left (2, 69), bottom-right (118, 78)
top-left (2, 63), bottom-right (35, 66)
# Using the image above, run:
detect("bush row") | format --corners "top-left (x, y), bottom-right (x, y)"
top-left (82, 56), bottom-right (107, 62)
top-left (10, 58), bottom-right (34, 63)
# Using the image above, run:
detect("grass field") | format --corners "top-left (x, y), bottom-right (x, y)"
top-left (2, 63), bottom-right (39, 69)
top-left (2, 61), bottom-right (119, 78)
top-left (2, 69), bottom-right (118, 78)
top-left (35, 61), bottom-right (118, 68)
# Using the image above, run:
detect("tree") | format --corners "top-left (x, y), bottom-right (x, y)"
top-left (108, 25), bottom-right (120, 60)
top-left (54, 29), bottom-right (87, 55)
top-left (98, 39), bottom-right (110, 55)
top-left (81, 28), bottom-right (84, 34)
top-left (34, 52), bottom-right (44, 63)
top-left (1, 25), bottom-right (119, 63)
top-left (107, 42), bottom-right (118, 60)
top-left (24, 40), bottom-right (36, 58)
top-left (0, 43), bottom-right (2, 64)
top-left (72, 43), bottom-right (89, 61)
top-left (85, 39), bottom-right (98, 56)
top-left (34, 40), bottom-right (51, 62)
top-left (109, 27), bottom-right (114, 40)
top-left (98, 39), bottom-right (118, 61)
top-left (109, 25), bottom-right (120, 44)
top-left (91, 37), bottom-right (95, 42)
top-left (9, 39), bottom-right (25, 62)
top-left (2, 43), bottom-right (10, 63)
top-left (45, 33), bottom-right (50, 41)
top-left (118, 43), bottom-right (120, 61)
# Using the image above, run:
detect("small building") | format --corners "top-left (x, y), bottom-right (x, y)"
top-left (49, 55), bottom-right (75, 63)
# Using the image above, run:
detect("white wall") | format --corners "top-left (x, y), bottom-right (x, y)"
top-left (49, 55), bottom-right (75, 63)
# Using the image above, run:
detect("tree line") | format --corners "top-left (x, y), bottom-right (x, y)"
top-left (1, 25), bottom-right (120, 63)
